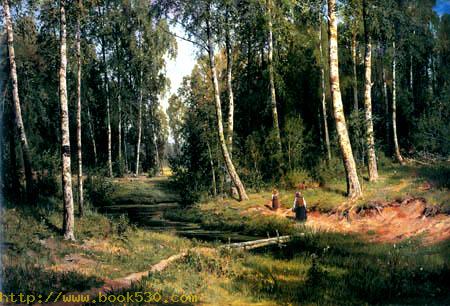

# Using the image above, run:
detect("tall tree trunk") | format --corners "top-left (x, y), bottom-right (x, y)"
top-left (115, 38), bottom-right (123, 175)
top-left (87, 106), bottom-right (97, 166)
top-left (409, 54), bottom-right (413, 92)
top-left (117, 75), bottom-right (122, 173)
top-left (153, 128), bottom-right (161, 175)
top-left (392, 41), bottom-right (404, 165)
top-left (135, 71), bottom-right (143, 176)
top-left (382, 58), bottom-right (390, 149)
top-left (59, 0), bottom-right (75, 241)
top-left (206, 18), bottom-right (248, 201)
top-left (267, 0), bottom-right (282, 154)
top-left (207, 141), bottom-right (217, 197)
top-left (76, 0), bottom-right (83, 216)
top-left (352, 33), bottom-right (359, 112)
top-left (362, 0), bottom-right (378, 181)
top-left (124, 119), bottom-right (128, 172)
top-left (327, 0), bottom-right (362, 198)
top-left (427, 56), bottom-right (433, 98)
top-left (225, 14), bottom-right (234, 157)
top-left (319, 18), bottom-right (331, 161)
top-left (99, 6), bottom-right (113, 177)
top-left (9, 111), bottom-right (20, 197)
top-left (3, 0), bottom-right (34, 201)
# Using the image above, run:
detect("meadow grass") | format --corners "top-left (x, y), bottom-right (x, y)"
top-left (1, 199), bottom-right (194, 295)
top-left (100, 232), bottom-right (450, 305)
top-left (2, 162), bottom-right (449, 303)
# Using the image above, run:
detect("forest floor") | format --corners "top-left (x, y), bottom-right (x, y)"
top-left (2, 162), bottom-right (450, 305)
top-left (165, 162), bottom-right (450, 243)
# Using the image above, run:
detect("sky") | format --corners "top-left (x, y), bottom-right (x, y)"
top-left (434, 0), bottom-right (450, 15)
top-left (159, 25), bottom-right (197, 113)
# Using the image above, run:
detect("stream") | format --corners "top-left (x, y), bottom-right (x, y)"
top-left (100, 177), bottom-right (260, 243)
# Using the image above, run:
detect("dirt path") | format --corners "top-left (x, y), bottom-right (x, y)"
top-left (245, 197), bottom-right (450, 244)
top-left (32, 252), bottom-right (188, 306)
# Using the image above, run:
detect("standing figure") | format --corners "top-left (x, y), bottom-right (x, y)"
top-left (272, 188), bottom-right (280, 210)
top-left (292, 192), bottom-right (307, 221)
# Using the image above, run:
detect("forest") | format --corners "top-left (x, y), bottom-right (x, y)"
top-left (0, 0), bottom-right (449, 305)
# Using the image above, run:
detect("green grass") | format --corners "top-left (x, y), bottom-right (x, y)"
top-left (101, 232), bottom-right (450, 305)
top-left (111, 176), bottom-right (180, 204)
top-left (1, 198), bottom-right (194, 295)
top-left (3, 163), bottom-right (449, 303)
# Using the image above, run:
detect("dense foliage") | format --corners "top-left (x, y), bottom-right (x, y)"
top-left (166, 0), bottom-right (450, 202)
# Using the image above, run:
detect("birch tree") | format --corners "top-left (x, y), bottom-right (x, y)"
top-left (59, 0), bottom-right (75, 240)
top-left (3, 0), bottom-right (34, 201)
top-left (266, 0), bottom-right (282, 154)
top-left (224, 3), bottom-right (235, 156)
top-left (206, 14), bottom-right (249, 201)
top-left (362, 0), bottom-right (378, 181)
top-left (76, 0), bottom-right (84, 216)
top-left (327, 0), bottom-right (362, 198)
top-left (318, 13), bottom-right (331, 161)
top-left (98, 4), bottom-right (113, 177)
top-left (392, 41), bottom-right (404, 165)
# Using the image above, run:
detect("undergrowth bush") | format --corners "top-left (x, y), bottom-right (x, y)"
top-left (315, 157), bottom-right (346, 186)
top-left (282, 169), bottom-right (314, 189)
top-left (85, 175), bottom-right (116, 207)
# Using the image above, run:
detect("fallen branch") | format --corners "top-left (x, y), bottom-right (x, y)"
top-left (221, 235), bottom-right (292, 250)
top-left (30, 235), bottom-right (295, 306)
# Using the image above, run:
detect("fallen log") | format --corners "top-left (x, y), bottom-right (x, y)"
top-left (221, 235), bottom-right (292, 250)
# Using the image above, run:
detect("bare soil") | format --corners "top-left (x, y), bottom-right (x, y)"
top-left (245, 197), bottom-right (450, 244)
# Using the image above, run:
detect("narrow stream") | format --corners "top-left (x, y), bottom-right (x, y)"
top-left (101, 181), bottom-right (260, 243)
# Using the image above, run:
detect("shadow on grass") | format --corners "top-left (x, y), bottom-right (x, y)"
top-left (415, 163), bottom-right (450, 189)
top-left (2, 265), bottom-right (103, 296)
top-left (246, 233), bottom-right (450, 305)
top-left (320, 185), bottom-right (347, 196)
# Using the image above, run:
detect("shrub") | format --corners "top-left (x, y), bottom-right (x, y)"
top-left (85, 175), bottom-right (116, 207)
top-left (315, 157), bottom-right (345, 186)
top-left (282, 169), bottom-right (313, 189)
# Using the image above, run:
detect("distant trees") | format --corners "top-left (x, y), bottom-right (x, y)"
top-left (2, 0), bottom-right (449, 211)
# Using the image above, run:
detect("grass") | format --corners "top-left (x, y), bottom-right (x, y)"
top-left (2, 162), bottom-right (449, 304)
top-left (101, 232), bottom-right (450, 305)
top-left (111, 176), bottom-right (180, 204)
top-left (1, 198), bottom-right (194, 295)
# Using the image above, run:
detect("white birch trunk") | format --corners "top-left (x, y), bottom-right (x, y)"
top-left (267, 0), bottom-right (282, 154)
top-left (225, 22), bottom-right (234, 157)
top-left (3, 0), bottom-right (34, 200)
top-left (135, 71), bottom-right (143, 177)
top-left (363, 0), bottom-right (378, 181)
top-left (99, 6), bottom-right (113, 177)
top-left (319, 18), bottom-right (331, 161)
top-left (327, 0), bottom-right (362, 198)
top-left (76, 0), bottom-right (83, 216)
top-left (382, 60), bottom-right (390, 148)
top-left (392, 41), bottom-right (404, 165)
top-left (206, 17), bottom-right (248, 201)
top-left (352, 34), bottom-right (359, 112)
top-left (59, 0), bottom-right (75, 240)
